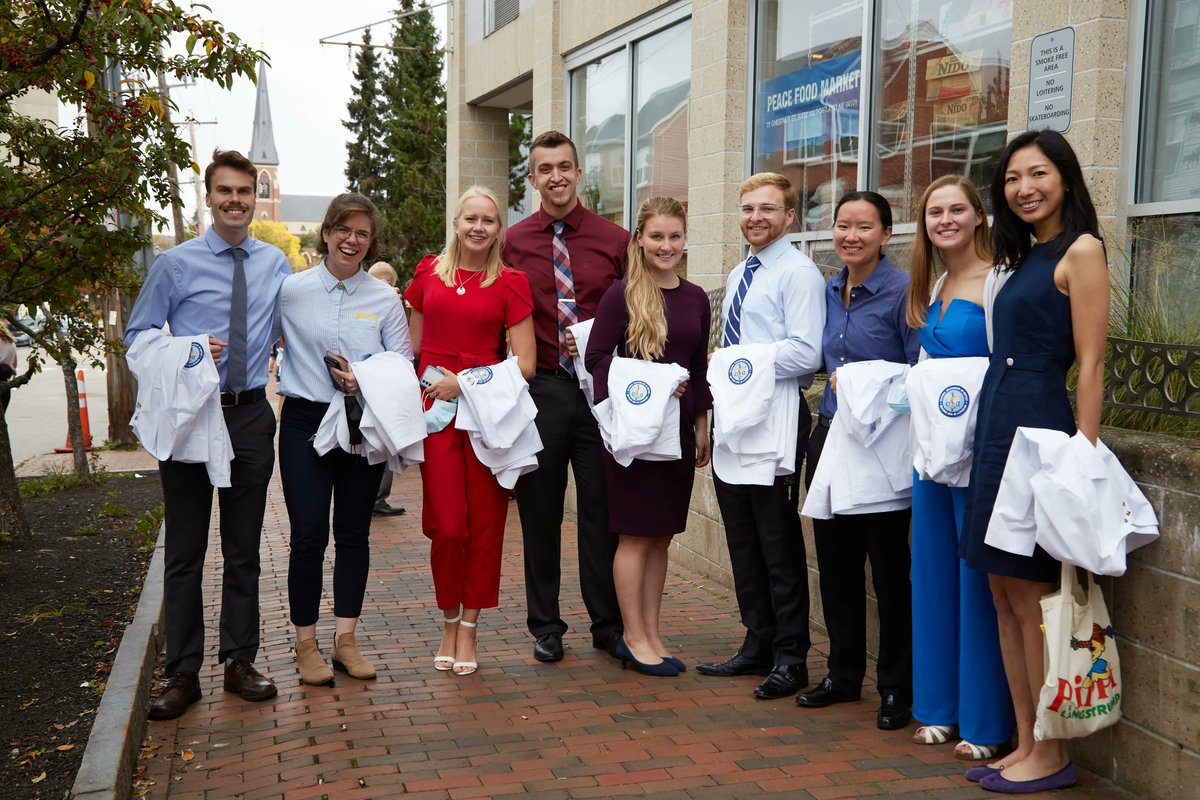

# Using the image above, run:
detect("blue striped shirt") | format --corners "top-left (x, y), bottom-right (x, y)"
top-left (124, 227), bottom-right (291, 391)
top-left (276, 263), bottom-right (414, 403)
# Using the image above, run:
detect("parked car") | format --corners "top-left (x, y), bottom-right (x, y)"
top-left (11, 315), bottom-right (43, 347)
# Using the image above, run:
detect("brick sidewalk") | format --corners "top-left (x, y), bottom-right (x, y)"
top-left (132, 465), bottom-right (1129, 800)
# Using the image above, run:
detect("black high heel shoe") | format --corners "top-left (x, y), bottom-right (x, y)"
top-left (613, 637), bottom-right (679, 677)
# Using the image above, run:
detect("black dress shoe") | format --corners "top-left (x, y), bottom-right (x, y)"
top-left (532, 633), bottom-right (563, 662)
top-left (796, 676), bottom-right (861, 708)
top-left (223, 659), bottom-right (277, 702)
top-left (696, 652), bottom-right (773, 677)
top-left (148, 672), bottom-right (201, 720)
top-left (591, 631), bottom-right (622, 657)
top-left (753, 664), bottom-right (808, 699)
top-left (372, 501), bottom-right (405, 516)
top-left (877, 692), bottom-right (912, 730)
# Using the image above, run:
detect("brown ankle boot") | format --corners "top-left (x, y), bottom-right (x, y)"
top-left (332, 632), bottom-right (376, 680)
top-left (296, 638), bottom-right (334, 686)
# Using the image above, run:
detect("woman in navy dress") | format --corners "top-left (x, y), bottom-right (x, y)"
top-left (959, 130), bottom-right (1110, 793)
top-left (906, 176), bottom-right (1014, 760)
top-left (585, 196), bottom-right (712, 677)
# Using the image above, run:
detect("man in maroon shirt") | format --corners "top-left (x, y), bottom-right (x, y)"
top-left (501, 130), bottom-right (629, 663)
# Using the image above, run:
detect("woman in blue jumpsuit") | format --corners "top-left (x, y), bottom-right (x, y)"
top-left (906, 176), bottom-right (1014, 761)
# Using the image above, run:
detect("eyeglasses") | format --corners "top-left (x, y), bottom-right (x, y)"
top-left (331, 224), bottom-right (372, 244)
top-left (739, 204), bottom-right (786, 217)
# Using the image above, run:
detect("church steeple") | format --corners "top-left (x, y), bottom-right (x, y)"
top-left (248, 61), bottom-right (278, 165)
top-left (248, 60), bottom-right (280, 223)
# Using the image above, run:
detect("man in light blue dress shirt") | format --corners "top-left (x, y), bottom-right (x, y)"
top-left (697, 172), bottom-right (826, 701)
top-left (125, 150), bottom-right (291, 720)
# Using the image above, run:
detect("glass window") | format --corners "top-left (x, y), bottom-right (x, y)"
top-left (875, 0), bottom-right (1012, 223)
top-left (572, 52), bottom-right (628, 226)
top-left (633, 20), bottom-right (692, 209)
top-left (752, 0), bottom-right (864, 233)
top-left (1138, 0), bottom-right (1200, 204)
top-left (1130, 215), bottom-right (1200, 330)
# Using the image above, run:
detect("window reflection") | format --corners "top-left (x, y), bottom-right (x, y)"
top-left (1139, 0), bottom-right (1200, 203)
top-left (634, 21), bottom-right (692, 210)
top-left (572, 52), bottom-right (628, 226)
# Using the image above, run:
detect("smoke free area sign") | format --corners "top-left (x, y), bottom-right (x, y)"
top-left (1028, 27), bottom-right (1075, 133)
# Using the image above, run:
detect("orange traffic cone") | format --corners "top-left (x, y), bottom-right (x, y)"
top-left (54, 369), bottom-right (93, 453)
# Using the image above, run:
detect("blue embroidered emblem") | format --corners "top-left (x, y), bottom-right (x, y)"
top-left (465, 366), bottom-right (494, 386)
top-left (185, 341), bottom-right (205, 369)
top-left (625, 380), bottom-right (651, 405)
top-left (728, 358), bottom-right (753, 385)
top-left (938, 385), bottom-right (969, 418)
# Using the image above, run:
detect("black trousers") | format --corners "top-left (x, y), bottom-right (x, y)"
top-left (278, 398), bottom-right (385, 626)
top-left (713, 409), bottom-right (812, 665)
top-left (805, 420), bottom-right (913, 700)
top-left (515, 373), bottom-right (621, 638)
top-left (159, 398), bottom-right (276, 675)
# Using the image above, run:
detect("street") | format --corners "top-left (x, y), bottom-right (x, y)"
top-left (6, 346), bottom-right (112, 468)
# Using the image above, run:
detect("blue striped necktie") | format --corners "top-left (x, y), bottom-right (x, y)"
top-left (722, 255), bottom-right (761, 346)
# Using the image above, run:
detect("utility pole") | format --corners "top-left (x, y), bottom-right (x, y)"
top-left (186, 114), bottom-right (217, 233)
top-left (157, 67), bottom-right (187, 245)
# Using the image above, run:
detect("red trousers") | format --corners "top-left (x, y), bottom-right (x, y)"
top-left (420, 423), bottom-right (509, 611)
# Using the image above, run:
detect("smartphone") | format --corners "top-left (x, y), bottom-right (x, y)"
top-left (419, 365), bottom-right (444, 389)
top-left (324, 352), bottom-right (349, 391)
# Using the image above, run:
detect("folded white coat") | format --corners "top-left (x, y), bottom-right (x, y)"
top-left (455, 356), bottom-right (542, 489)
top-left (592, 356), bottom-right (689, 467)
top-left (803, 360), bottom-right (912, 519)
top-left (568, 318), bottom-right (597, 406)
top-left (984, 427), bottom-right (1159, 576)
top-left (709, 343), bottom-right (799, 485)
top-left (313, 351), bottom-right (426, 473)
top-left (127, 328), bottom-right (234, 487)
top-left (906, 356), bottom-right (989, 487)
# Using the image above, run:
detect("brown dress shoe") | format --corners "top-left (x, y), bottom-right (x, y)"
top-left (223, 659), bottom-right (278, 701)
top-left (332, 632), bottom-right (376, 680)
top-left (296, 638), bottom-right (335, 686)
top-left (148, 672), bottom-right (201, 720)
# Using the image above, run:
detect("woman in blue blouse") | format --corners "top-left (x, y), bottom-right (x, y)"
top-left (797, 192), bottom-right (919, 730)
top-left (906, 176), bottom-right (1014, 760)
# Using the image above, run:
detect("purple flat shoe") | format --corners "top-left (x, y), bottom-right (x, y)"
top-left (964, 763), bottom-right (1000, 783)
top-left (981, 763), bottom-right (1076, 794)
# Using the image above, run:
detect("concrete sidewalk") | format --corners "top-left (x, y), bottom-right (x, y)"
top-left (121, 462), bottom-right (1130, 800)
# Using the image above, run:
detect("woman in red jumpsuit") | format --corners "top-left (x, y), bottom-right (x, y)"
top-left (405, 185), bottom-right (536, 676)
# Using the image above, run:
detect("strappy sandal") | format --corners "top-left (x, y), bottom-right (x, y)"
top-left (453, 619), bottom-right (478, 676)
top-left (434, 611), bottom-right (461, 671)
top-left (955, 740), bottom-right (1003, 761)
top-left (912, 724), bottom-right (956, 745)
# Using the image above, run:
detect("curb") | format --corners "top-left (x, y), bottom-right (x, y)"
top-left (71, 524), bottom-right (166, 800)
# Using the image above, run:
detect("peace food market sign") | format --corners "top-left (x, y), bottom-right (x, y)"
top-left (1028, 27), bottom-right (1075, 133)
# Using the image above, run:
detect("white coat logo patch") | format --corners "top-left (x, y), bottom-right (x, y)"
top-left (464, 366), bottom-right (494, 386)
top-left (185, 341), bottom-right (205, 369)
top-left (938, 385), bottom-right (969, 417)
top-left (728, 358), bottom-right (753, 385)
top-left (625, 380), bottom-right (651, 405)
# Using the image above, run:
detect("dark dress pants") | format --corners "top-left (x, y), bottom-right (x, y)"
top-left (278, 398), bottom-right (385, 626)
top-left (805, 420), bottom-right (913, 700)
top-left (159, 398), bottom-right (276, 675)
top-left (712, 409), bottom-right (812, 665)
top-left (515, 373), bottom-right (621, 638)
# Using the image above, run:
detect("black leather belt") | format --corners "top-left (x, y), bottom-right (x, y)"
top-left (536, 367), bottom-right (576, 379)
top-left (220, 387), bottom-right (267, 407)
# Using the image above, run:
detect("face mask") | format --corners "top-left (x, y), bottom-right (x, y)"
top-left (424, 398), bottom-right (458, 433)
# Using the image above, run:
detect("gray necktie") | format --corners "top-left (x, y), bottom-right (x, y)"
top-left (226, 247), bottom-right (247, 393)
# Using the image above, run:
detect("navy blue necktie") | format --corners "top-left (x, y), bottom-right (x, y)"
top-left (722, 255), bottom-right (761, 346)
top-left (226, 248), bottom-right (247, 393)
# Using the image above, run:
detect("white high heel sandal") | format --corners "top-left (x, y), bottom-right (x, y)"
top-left (434, 611), bottom-right (461, 671)
top-left (453, 619), bottom-right (478, 676)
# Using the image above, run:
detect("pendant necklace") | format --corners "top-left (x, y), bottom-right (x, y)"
top-left (455, 268), bottom-right (482, 295)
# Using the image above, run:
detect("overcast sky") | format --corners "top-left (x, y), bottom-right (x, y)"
top-left (164, 0), bottom-right (448, 225)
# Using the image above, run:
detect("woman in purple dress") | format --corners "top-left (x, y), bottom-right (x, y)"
top-left (585, 196), bottom-right (712, 677)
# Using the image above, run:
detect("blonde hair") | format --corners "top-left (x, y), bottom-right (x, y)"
top-left (435, 186), bottom-right (507, 289)
top-left (907, 175), bottom-right (993, 328)
top-left (367, 261), bottom-right (398, 286)
top-left (624, 197), bottom-right (686, 360)
top-left (738, 172), bottom-right (798, 213)
top-left (0, 320), bottom-right (13, 345)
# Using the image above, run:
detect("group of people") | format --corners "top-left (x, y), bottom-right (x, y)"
top-left (126, 125), bottom-right (1107, 795)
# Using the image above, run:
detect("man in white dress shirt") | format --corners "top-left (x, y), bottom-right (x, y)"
top-left (697, 173), bottom-right (826, 700)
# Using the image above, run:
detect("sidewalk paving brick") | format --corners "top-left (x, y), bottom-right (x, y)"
top-left (123, 458), bottom-right (1134, 799)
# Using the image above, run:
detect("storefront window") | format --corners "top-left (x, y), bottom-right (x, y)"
top-left (572, 52), bottom-right (628, 226)
top-left (570, 16), bottom-right (691, 226)
top-left (633, 20), bottom-right (691, 209)
top-left (752, 0), bottom-right (1012, 230)
top-left (1138, 0), bottom-right (1200, 203)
